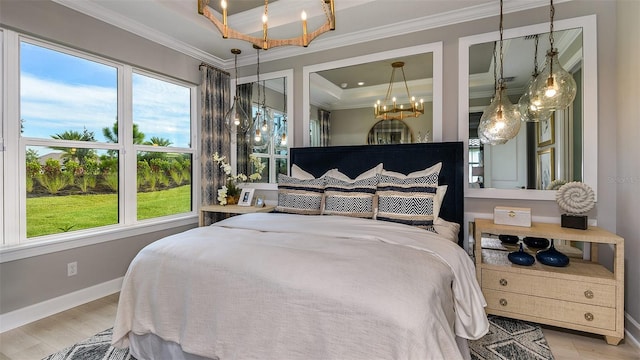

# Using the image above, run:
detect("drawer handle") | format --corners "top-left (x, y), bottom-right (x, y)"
top-left (499, 298), bottom-right (508, 307)
top-left (508, 211), bottom-right (516, 218)
top-left (584, 290), bottom-right (594, 299)
top-left (584, 312), bottom-right (594, 321)
top-left (499, 278), bottom-right (508, 286)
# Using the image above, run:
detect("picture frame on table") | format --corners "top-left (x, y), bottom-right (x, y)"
top-left (537, 114), bottom-right (555, 147)
top-left (537, 148), bottom-right (555, 190)
top-left (254, 196), bottom-right (265, 208)
top-left (238, 188), bottom-right (255, 207)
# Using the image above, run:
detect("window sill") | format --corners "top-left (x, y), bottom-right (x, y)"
top-left (0, 215), bottom-right (198, 263)
top-left (241, 183), bottom-right (278, 191)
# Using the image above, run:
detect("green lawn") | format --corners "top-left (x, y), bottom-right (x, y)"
top-left (26, 185), bottom-right (191, 238)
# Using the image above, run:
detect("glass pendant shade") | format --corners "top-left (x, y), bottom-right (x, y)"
top-left (518, 74), bottom-right (554, 122)
top-left (478, 87), bottom-right (522, 145)
top-left (224, 96), bottom-right (250, 132)
top-left (528, 49), bottom-right (577, 111)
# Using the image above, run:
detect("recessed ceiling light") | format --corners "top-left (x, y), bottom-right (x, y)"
top-left (357, 82), bottom-right (365, 86)
top-left (340, 83), bottom-right (348, 88)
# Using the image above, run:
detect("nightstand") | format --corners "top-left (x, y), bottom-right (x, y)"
top-left (199, 204), bottom-right (276, 226)
top-left (474, 218), bottom-right (625, 345)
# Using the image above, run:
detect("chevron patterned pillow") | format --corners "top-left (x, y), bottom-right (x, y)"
top-left (376, 169), bottom-right (440, 232)
top-left (323, 175), bottom-right (379, 218)
top-left (276, 174), bottom-right (326, 215)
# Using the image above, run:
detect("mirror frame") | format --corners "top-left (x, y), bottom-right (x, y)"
top-left (303, 42), bottom-right (443, 147)
top-left (230, 68), bottom-right (294, 190)
top-left (458, 15), bottom-right (597, 200)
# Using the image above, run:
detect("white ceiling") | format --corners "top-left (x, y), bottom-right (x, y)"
top-left (51, 0), bottom-right (565, 68)
top-left (51, 0), bottom-right (578, 109)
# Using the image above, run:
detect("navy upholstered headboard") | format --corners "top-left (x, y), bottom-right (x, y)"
top-left (289, 142), bottom-right (465, 247)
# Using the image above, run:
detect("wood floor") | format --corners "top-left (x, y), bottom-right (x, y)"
top-left (0, 293), bottom-right (638, 360)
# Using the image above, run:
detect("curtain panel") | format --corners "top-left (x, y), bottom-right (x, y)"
top-left (236, 83), bottom-right (253, 176)
top-left (200, 65), bottom-right (230, 224)
top-left (318, 109), bottom-right (331, 147)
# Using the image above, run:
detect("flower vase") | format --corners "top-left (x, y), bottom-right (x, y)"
top-left (226, 195), bottom-right (239, 205)
top-left (536, 239), bottom-right (570, 267)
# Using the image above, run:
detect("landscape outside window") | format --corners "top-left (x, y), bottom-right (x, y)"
top-left (250, 106), bottom-right (288, 183)
top-left (19, 40), bottom-right (194, 239)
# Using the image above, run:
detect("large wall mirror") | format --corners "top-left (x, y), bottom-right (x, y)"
top-left (303, 43), bottom-right (443, 147)
top-left (232, 69), bottom-right (294, 186)
top-left (458, 15), bottom-right (597, 200)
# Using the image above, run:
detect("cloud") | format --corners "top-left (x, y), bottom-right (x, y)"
top-left (21, 73), bottom-right (192, 147)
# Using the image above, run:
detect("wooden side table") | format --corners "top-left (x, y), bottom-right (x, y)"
top-left (199, 204), bottom-right (276, 226)
top-left (474, 218), bottom-right (625, 345)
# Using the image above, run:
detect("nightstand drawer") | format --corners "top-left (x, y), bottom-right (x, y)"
top-left (482, 269), bottom-right (615, 307)
top-left (484, 289), bottom-right (616, 331)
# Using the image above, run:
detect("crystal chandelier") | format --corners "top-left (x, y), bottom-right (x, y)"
top-left (197, 0), bottom-right (335, 50)
top-left (525, 0), bottom-right (577, 112)
top-left (478, 0), bottom-right (521, 145)
top-left (374, 62), bottom-right (424, 121)
top-left (224, 48), bottom-right (251, 133)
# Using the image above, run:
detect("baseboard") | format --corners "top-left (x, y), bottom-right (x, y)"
top-left (626, 312), bottom-right (640, 349)
top-left (0, 277), bottom-right (123, 333)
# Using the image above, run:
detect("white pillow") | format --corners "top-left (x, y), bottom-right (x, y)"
top-left (433, 185), bottom-right (447, 220)
top-left (325, 163), bottom-right (383, 182)
top-left (291, 164), bottom-right (315, 180)
top-left (381, 162), bottom-right (442, 179)
top-left (291, 164), bottom-right (336, 180)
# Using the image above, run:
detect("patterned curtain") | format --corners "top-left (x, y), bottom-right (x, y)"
top-left (318, 109), bottom-right (331, 147)
top-left (236, 83), bottom-right (253, 176)
top-left (200, 64), bottom-right (230, 225)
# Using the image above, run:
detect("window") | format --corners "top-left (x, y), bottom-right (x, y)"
top-left (2, 33), bottom-right (196, 246)
top-left (469, 138), bottom-right (483, 184)
top-left (239, 75), bottom-right (291, 184)
top-left (132, 72), bottom-right (193, 220)
top-left (250, 105), bottom-right (288, 183)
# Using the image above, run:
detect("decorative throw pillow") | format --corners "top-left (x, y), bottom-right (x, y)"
top-left (376, 165), bottom-right (440, 231)
top-left (323, 173), bottom-right (380, 219)
top-left (433, 185), bottom-right (448, 220)
top-left (322, 164), bottom-right (383, 218)
top-left (276, 174), bottom-right (326, 215)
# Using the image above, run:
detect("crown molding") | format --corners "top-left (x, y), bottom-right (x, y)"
top-left (52, 0), bottom-right (227, 67)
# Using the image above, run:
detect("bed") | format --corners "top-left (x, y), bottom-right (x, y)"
top-left (112, 142), bottom-right (489, 360)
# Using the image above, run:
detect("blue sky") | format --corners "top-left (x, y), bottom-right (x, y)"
top-left (20, 42), bottom-right (191, 148)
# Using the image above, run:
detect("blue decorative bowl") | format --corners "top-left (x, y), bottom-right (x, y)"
top-left (499, 234), bottom-right (519, 244)
top-left (536, 240), bottom-right (570, 267)
top-left (508, 243), bottom-right (535, 266)
top-left (523, 236), bottom-right (550, 249)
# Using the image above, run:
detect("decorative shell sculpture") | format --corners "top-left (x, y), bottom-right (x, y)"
top-left (546, 179), bottom-right (567, 190)
top-left (556, 181), bottom-right (595, 215)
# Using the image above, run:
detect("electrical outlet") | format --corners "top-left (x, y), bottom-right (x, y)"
top-left (67, 261), bottom-right (77, 277)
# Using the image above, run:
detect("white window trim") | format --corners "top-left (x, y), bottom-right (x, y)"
top-left (0, 29), bottom-right (200, 252)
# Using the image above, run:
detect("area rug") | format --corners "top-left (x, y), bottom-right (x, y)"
top-left (43, 315), bottom-right (553, 360)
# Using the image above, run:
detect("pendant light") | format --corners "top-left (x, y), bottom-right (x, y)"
top-left (252, 45), bottom-right (273, 145)
top-left (518, 35), bottom-right (553, 122)
top-left (478, 0), bottom-right (521, 145)
top-left (527, 0), bottom-right (577, 112)
top-left (224, 48), bottom-right (251, 133)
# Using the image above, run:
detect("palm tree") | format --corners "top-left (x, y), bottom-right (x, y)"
top-left (140, 137), bottom-right (173, 161)
top-left (50, 128), bottom-right (97, 165)
top-left (144, 137), bottom-right (172, 147)
top-left (102, 121), bottom-right (145, 144)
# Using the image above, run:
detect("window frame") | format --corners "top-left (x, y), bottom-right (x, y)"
top-left (1, 30), bottom-right (198, 256)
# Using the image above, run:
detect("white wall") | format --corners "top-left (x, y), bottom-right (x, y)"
top-left (615, 0), bottom-right (640, 343)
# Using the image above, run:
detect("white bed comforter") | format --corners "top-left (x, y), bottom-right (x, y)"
top-left (112, 213), bottom-right (488, 359)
